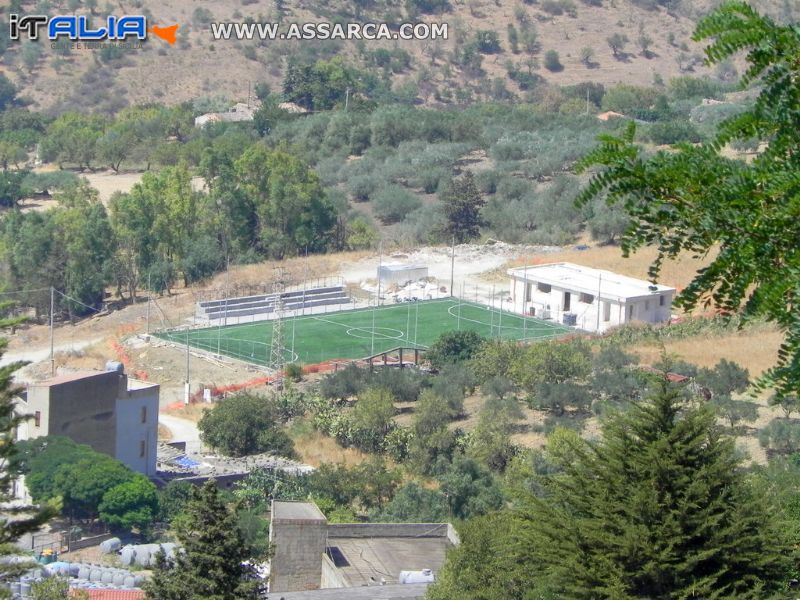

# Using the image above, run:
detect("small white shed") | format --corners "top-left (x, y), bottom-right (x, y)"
top-left (378, 264), bottom-right (429, 287)
top-left (507, 262), bottom-right (675, 333)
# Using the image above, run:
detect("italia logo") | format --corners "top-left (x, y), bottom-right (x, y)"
top-left (8, 14), bottom-right (179, 44)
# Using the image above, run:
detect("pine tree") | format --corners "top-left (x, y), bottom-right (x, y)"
top-left (520, 377), bottom-right (792, 598)
top-left (0, 310), bottom-right (56, 595)
top-left (438, 170), bottom-right (485, 244)
top-left (144, 480), bottom-right (264, 600)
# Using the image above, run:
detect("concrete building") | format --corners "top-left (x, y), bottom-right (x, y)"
top-left (194, 102), bottom-right (255, 127)
top-left (16, 364), bottom-right (159, 477)
top-left (507, 262), bottom-right (675, 333)
top-left (269, 502), bottom-right (329, 593)
top-left (378, 264), bottom-right (429, 288)
top-left (269, 501), bottom-right (458, 599)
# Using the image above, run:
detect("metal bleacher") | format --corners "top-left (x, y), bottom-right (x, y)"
top-left (195, 285), bottom-right (351, 323)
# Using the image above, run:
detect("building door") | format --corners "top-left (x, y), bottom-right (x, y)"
top-left (603, 301), bottom-right (611, 322)
top-left (563, 292), bottom-right (571, 312)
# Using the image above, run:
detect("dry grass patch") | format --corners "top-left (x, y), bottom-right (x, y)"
top-left (632, 325), bottom-right (783, 378)
top-left (162, 402), bottom-right (211, 422)
top-left (500, 244), bottom-right (716, 292)
top-left (206, 250), bottom-right (371, 291)
top-left (291, 428), bottom-right (371, 468)
top-left (158, 424), bottom-right (173, 441)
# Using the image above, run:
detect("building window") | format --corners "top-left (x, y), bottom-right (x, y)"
top-left (34, 411), bottom-right (40, 427)
top-left (660, 295), bottom-right (666, 306)
top-left (537, 282), bottom-right (551, 293)
top-left (139, 440), bottom-right (146, 458)
top-left (579, 293), bottom-right (595, 304)
top-left (141, 406), bottom-right (147, 424)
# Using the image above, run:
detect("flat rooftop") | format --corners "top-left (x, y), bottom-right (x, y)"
top-left (379, 264), bottom-right (427, 272)
top-left (326, 536), bottom-right (447, 587)
top-left (278, 584), bottom-right (430, 599)
top-left (508, 262), bottom-right (675, 301)
top-left (272, 501), bottom-right (327, 523)
top-left (29, 370), bottom-right (158, 392)
top-left (31, 370), bottom-right (109, 387)
top-left (127, 378), bottom-right (158, 391)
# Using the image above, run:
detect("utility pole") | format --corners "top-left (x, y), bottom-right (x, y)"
top-left (345, 87), bottom-right (350, 112)
top-left (145, 273), bottom-right (151, 336)
top-left (49, 287), bottom-right (55, 377)
top-left (184, 327), bottom-right (190, 405)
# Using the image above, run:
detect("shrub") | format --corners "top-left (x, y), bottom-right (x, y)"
top-left (644, 120), bottom-right (703, 145)
top-left (543, 50), bottom-right (563, 72)
top-left (427, 331), bottom-right (487, 369)
top-left (474, 30), bottom-right (502, 54)
top-left (348, 174), bottom-right (381, 202)
top-left (198, 393), bottom-right (296, 458)
top-left (759, 419), bottom-right (800, 455)
top-left (541, 0), bottom-right (564, 15)
top-left (285, 362), bottom-right (304, 382)
top-left (372, 185), bottom-right (422, 224)
top-left (668, 76), bottom-right (723, 100)
top-left (320, 364), bottom-right (369, 400)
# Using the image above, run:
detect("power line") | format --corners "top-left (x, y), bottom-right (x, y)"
top-left (0, 287), bottom-right (51, 298)
top-left (52, 288), bottom-right (104, 314)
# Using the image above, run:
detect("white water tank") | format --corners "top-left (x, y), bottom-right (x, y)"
top-left (399, 568), bottom-right (435, 584)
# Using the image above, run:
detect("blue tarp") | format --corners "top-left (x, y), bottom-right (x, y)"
top-left (175, 456), bottom-right (200, 468)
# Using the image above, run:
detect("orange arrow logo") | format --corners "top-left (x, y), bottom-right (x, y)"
top-left (150, 24), bottom-right (179, 44)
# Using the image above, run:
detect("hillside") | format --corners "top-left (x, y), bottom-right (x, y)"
top-left (2, 0), bottom-right (795, 113)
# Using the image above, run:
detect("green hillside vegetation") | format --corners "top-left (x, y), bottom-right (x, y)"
top-left (0, 0), bottom-right (797, 596)
top-left (2, 0), bottom-right (798, 112)
top-left (0, 60), bottom-right (754, 318)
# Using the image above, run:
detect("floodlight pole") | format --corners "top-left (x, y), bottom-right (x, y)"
top-left (223, 250), bottom-right (230, 327)
top-left (302, 246), bottom-right (308, 317)
top-left (414, 300), bottom-right (419, 347)
top-left (406, 303), bottom-right (411, 344)
top-left (498, 287), bottom-right (503, 337)
top-left (377, 240), bottom-right (383, 305)
top-left (596, 273), bottom-right (602, 333)
top-left (457, 281), bottom-right (463, 330)
top-left (523, 263), bottom-right (528, 340)
top-left (450, 235), bottom-right (455, 297)
top-left (49, 286), bottom-right (55, 377)
top-left (372, 241), bottom-right (383, 356)
top-left (490, 284), bottom-right (496, 338)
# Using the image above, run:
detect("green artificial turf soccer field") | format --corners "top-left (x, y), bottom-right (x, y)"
top-left (155, 298), bottom-right (572, 366)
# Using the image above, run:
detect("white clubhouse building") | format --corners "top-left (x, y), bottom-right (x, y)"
top-left (507, 262), bottom-right (675, 333)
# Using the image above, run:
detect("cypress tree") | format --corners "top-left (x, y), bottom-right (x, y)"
top-left (145, 480), bottom-right (264, 600)
top-left (520, 377), bottom-right (792, 598)
top-left (0, 305), bottom-right (56, 594)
